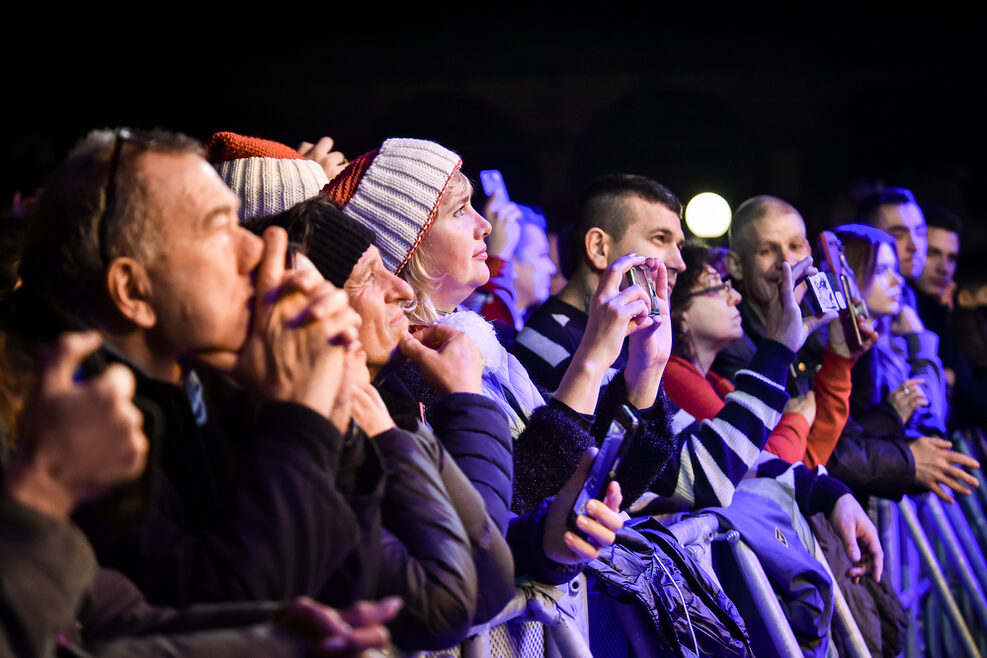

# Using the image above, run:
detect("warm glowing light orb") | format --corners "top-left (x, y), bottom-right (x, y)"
top-left (685, 192), bottom-right (732, 238)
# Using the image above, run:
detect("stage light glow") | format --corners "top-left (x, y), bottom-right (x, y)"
top-left (685, 192), bottom-right (732, 238)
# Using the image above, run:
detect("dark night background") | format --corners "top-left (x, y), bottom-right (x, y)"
top-left (4, 13), bottom-right (985, 252)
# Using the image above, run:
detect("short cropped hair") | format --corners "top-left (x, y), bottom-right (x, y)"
top-left (729, 195), bottom-right (801, 259)
top-left (923, 203), bottom-right (964, 235)
top-left (17, 128), bottom-right (202, 327)
top-left (564, 174), bottom-right (681, 279)
top-left (855, 186), bottom-right (918, 226)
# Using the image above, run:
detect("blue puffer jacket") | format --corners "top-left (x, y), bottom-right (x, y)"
top-left (586, 517), bottom-right (752, 658)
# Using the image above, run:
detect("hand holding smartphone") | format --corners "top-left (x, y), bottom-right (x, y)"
top-left (817, 231), bottom-right (869, 351)
top-left (569, 405), bottom-right (638, 535)
top-left (623, 264), bottom-right (661, 317)
top-left (479, 169), bottom-right (510, 204)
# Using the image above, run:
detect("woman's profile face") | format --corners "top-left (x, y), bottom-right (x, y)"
top-left (865, 242), bottom-right (903, 318)
top-left (419, 176), bottom-right (493, 312)
top-left (681, 265), bottom-right (744, 352)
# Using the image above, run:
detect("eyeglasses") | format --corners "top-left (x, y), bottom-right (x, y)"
top-left (682, 279), bottom-right (734, 300)
top-left (97, 128), bottom-right (153, 265)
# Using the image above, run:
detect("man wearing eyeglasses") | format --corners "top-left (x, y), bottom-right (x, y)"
top-left (8, 125), bottom-right (499, 637)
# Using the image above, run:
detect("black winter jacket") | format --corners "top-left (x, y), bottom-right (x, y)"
top-left (75, 353), bottom-right (506, 651)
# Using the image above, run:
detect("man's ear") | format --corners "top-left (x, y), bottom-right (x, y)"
top-left (584, 227), bottom-right (611, 272)
top-left (726, 250), bottom-right (744, 282)
top-left (106, 258), bottom-right (156, 329)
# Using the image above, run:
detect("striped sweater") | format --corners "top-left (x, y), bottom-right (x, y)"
top-left (514, 296), bottom-right (848, 516)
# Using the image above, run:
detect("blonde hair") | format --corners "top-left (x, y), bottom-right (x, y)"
top-left (399, 170), bottom-right (473, 326)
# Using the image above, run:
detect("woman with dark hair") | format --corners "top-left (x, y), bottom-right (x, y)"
top-left (665, 243), bottom-right (861, 468)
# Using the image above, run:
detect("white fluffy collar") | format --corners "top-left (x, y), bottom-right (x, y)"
top-left (436, 309), bottom-right (505, 374)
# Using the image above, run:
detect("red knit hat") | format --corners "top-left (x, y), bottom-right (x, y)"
top-left (205, 131), bottom-right (329, 221)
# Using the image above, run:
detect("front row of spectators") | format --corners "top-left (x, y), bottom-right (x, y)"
top-left (0, 128), bottom-right (981, 656)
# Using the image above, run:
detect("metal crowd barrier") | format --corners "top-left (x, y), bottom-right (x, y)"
top-left (877, 426), bottom-right (987, 658)
top-left (414, 575), bottom-right (591, 658)
top-left (413, 490), bottom-right (904, 658)
top-left (668, 512), bottom-right (870, 658)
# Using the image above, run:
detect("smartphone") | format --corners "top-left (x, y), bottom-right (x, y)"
top-left (803, 271), bottom-right (842, 315)
top-left (817, 231), bottom-right (870, 351)
top-left (569, 405), bottom-right (638, 534)
top-left (624, 264), bottom-right (661, 317)
top-left (479, 169), bottom-right (510, 204)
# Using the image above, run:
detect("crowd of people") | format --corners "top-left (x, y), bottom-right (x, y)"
top-left (0, 127), bottom-right (982, 657)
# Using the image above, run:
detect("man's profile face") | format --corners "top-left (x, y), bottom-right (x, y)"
top-left (606, 197), bottom-right (686, 289)
top-left (872, 202), bottom-right (927, 281)
top-left (140, 151), bottom-right (264, 359)
top-left (917, 227), bottom-right (959, 298)
top-left (735, 210), bottom-right (809, 311)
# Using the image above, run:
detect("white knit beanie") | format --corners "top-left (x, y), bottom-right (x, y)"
top-left (205, 131), bottom-right (330, 221)
top-left (322, 138), bottom-right (462, 274)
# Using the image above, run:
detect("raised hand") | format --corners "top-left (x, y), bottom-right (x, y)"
top-left (557, 253), bottom-right (655, 414)
top-left (829, 494), bottom-right (884, 583)
top-left (888, 377), bottom-right (929, 424)
top-left (7, 331), bottom-right (147, 520)
top-left (784, 391), bottom-right (816, 426)
top-left (274, 596), bottom-right (402, 656)
top-left (909, 435), bottom-right (981, 503)
top-left (483, 193), bottom-right (522, 260)
top-left (625, 258), bottom-right (671, 408)
top-left (891, 303), bottom-right (925, 336)
top-left (542, 448), bottom-right (624, 565)
top-left (766, 259), bottom-right (837, 352)
top-left (234, 227), bottom-right (361, 418)
top-left (827, 314), bottom-right (878, 360)
top-left (398, 324), bottom-right (483, 396)
top-left (297, 137), bottom-right (348, 182)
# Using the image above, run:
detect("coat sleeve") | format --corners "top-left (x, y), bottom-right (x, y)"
top-left (764, 413), bottom-right (811, 463)
top-left (823, 416), bottom-right (916, 501)
top-left (511, 399), bottom-right (596, 515)
top-left (369, 426), bottom-right (481, 652)
top-left (652, 339), bottom-right (794, 509)
top-left (78, 568), bottom-right (307, 658)
top-left (105, 401), bottom-right (371, 607)
top-left (752, 456), bottom-right (852, 517)
top-left (803, 349), bottom-right (855, 469)
top-left (388, 420), bottom-right (515, 629)
top-left (0, 497), bottom-right (97, 658)
top-left (427, 393), bottom-right (514, 536)
top-left (902, 330), bottom-right (948, 437)
top-left (87, 625), bottom-right (307, 658)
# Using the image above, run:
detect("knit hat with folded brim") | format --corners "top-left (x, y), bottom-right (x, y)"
top-left (205, 131), bottom-right (329, 221)
top-left (322, 138), bottom-right (462, 275)
top-left (244, 196), bottom-right (375, 289)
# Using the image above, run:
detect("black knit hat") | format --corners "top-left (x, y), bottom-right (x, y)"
top-left (244, 196), bottom-right (375, 288)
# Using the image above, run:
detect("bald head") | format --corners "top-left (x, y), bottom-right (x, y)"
top-left (726, 195), bottom-right (809, 312)
top-left (729, 195), bottom-right (802, 259)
